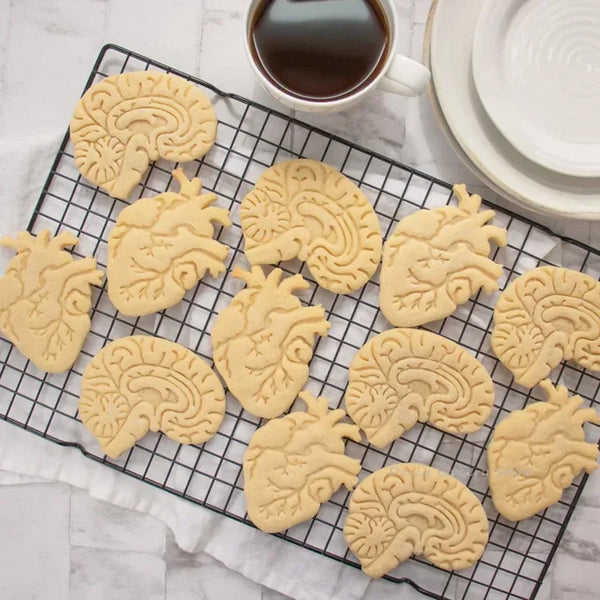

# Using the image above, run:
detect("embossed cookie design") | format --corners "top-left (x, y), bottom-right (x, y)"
top-left (211, 266), bottom-right (330, 419)
top-left (488, 379), bottom-right (600, 521)
top-left (492, 266), bottom-right (600, 387)
top-left (79, 335), bottom-right (225, 459)
top-left (244, 391), bottom-right (361, 533)
top-left (344, 463), bottom-right (489, 577)
top-left (107, 168), bottom-right (231, 316)
top-left (345, 328), bottom-right (494, 447)
top-left (240, 159), bottom-right (382, 294)
top-left (70, 71), bottom-right (217, 200)
top-left (0, 230), bottom-right (103, 373)
top-left (380, 184), bottom-right (507, 327)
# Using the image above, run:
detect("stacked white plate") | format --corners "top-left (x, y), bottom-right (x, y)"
top-left (425, 0), bottom-right (600, 219)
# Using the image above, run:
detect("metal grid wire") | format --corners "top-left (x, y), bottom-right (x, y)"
top-left (1, 44), bottom-right (599, 600)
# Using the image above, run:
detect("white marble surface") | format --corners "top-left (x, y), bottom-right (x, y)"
top-left (0, 0), bottom-right (599, 599)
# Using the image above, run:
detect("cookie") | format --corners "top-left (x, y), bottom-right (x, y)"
top-left (380, 184), bottom-right (507, 327)
top-left (211, 266), bottom-right (330, 418)
top-left (70, 71), bottom-right (217, 200)
top-left (492, 266), bottom-right (600, 387)
top-left (240, 159), bottom-right (382, 294)
top-left (79, 335), bottom-right (225, 458)
top-left (344, 463), bottom-right (489, 577)
top-left (244, 390), bottom-right (361, 533)
top-left (0, 230), bottom-right (103, 373)
top-left (107, 168), bottom-right (231, 316)
top-left (345, 328), bottom-right (494, 447)
top-left (488, 379), bottom-right (600, 521)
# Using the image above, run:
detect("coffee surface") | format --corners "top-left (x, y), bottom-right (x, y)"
top-left (250, 0), bottom-right (389, 101)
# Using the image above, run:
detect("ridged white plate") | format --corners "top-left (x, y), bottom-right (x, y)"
top-left (429, 0), bottom-right (600, 219)
top-left (472, 0), bottom-right (600, 177)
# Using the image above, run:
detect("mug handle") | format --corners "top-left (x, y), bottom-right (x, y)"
top-left (378, 55), bottom-right (431, 97)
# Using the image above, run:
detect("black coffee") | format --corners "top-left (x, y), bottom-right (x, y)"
top-left (250, 0), bottom-right (390, 102)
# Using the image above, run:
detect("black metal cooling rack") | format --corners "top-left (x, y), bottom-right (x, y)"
top-left (1, 44), bottom-right (599, 600)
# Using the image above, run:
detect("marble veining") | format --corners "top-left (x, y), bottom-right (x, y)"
top-left (0, 0), bottom-right (598, 598)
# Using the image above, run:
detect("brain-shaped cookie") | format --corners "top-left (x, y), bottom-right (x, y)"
top-left (380, 184), bottom-right (507, 327)
top-left (344, 463), bottom-right (489, 577)
top-left (107, 168), bottom-right (231, 316)
top-left (345, 329), bottom-right (494, 447)
top-left (492, 266), bottom-right (600, 387)
top-left (488, 379), bottom-right (600, 521)
top-left (240, 159), bottom-right (382, 294)
top-left (79, 335), bottom-right (225, 458)
top-left (211, 266), bottom-right (330, 418)
top-left (70, 71), bottom-right (217, 200)
top-left (0, 230), bottom-right (103, 372)
top-left (244, 391), bottom-right (361, 533)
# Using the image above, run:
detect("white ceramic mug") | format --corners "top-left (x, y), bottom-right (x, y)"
top-left (244, 0), bottom-right (431, 113)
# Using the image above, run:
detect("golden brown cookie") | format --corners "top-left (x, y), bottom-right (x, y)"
top-left (70, 71), bottom-right (217, 200)
top-left (487, 379), bottom-right (600, 521)
top-left (0, 230), bottom-right (103, 372)
top-left (344, 463), bottom-right (489, 577)
top-left (345, 328), bottom-right (494, 447)
top-left (380, 184), bottom-right (507, 327)
top-left (240, 159), bottom-right (382, 294)
top-left (244, 390), bottom-right (361, 533)
top-left (211, 266), bottom-right (330, 419)
top-left (79, 335), bottom-right (225, 458)
top-left (107, 168), bottom-right (231, 316)
top-left (492, 266), bottom-right (600, 387)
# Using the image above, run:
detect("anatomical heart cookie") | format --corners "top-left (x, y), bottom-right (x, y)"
top-left (79, 335), bottom-right (225, 459)
top-left (243, 391), bottom-right (361, 533)
top-left (488, 379), bottom-right (600, 521)
top-left (211, 266), bottom-right (330, 419)
top-left (240, 159), bottom-right (382, 294)
top-left (0, 230), bottom-right (103, 373)
top-left (107, 169), bottom-right (231, 316)
top-left (345, 328), bottom-right (494, 447)
top-left (70, 71), bottom-right (217, 200)
top-left (380, 184), bottom-right (507, 327)
top-left (492, 266), bottom-right (600, 387)
top-left (344, 463), bottom-right (489, 577)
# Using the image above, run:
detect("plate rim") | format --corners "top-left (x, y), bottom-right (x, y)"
top-left (471, 0), bottom-right (600, 178)
top-left (427, 0), bottom-right (600, 220)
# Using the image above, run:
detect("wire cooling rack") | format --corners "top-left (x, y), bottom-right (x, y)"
top-left (1, 44), bottom-right (599, 600)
